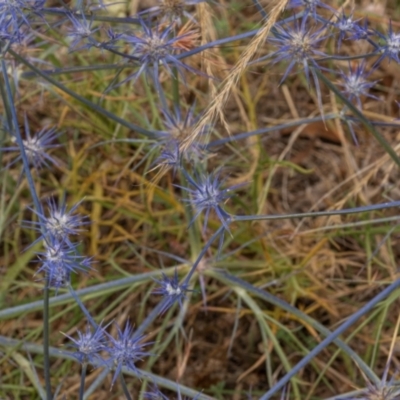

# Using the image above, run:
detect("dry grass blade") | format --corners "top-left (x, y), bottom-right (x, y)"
top-left (181, 0), bottom-right (289, 152)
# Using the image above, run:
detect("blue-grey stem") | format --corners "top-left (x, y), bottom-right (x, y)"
top-left (259, 277), bottom-right (400, 399)
top-left (206, 114), bottom-right (336, 148)
top-left (79, 363), bottom-right (87, 400)
top-left (0, 75), bottom-right (12, 131)
top-left (172, 67), bottom-right (180, 108)
top-left (67, 285), bottom-right (97, 328)
top-left (251, 0), bottom-right (268, 18)
top-left (232, 200), bottom-right (400, 222)
top-left (1, 59), bottom-right (52, 400)
top-left (184, 225), bottom-right (226, 284)
top-left (152, 64), bottom-right (169, 112)
top-left (83, 368), bottom-right (109, 400)
top-left (176, 12), bottom-right (302, 61)
top-left (120, 374), bottom-right (133, 400)
top-left (318, 52), bottom-right (378, 62)
top-left (133, 298), bottom-right (170, 339)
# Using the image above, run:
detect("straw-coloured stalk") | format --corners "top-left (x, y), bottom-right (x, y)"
top-left (180, 0), bottom-right (289, 153)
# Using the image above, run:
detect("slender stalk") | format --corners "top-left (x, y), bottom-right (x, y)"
top-left (133, 298), bottom-right (169, 339)
top-left (251, 0), bottom-right (268, 18)
top-left (1, 59), bottom-right (52, 400)
top-left (206, 114), bottom-right (336, 148)
top-left (120, 374), bottom-right (132, 400)
top-left (183, 225), bottom-right (225, 284)
top-left (0, 75), bottom-right (12, 132)
top-left (206, 113), bottom-right (398, 150)
top-left (259, 278), bottom-right (400, 399)
top-left (83, 368), bottom-right (109, 400)
top-left (232, 200), bottom-right (400, 222)
top-left (182, 200), bottom-right (400, 285)
top-left (152, 65), bottom-right (168, 112)
top-left (176, 29), bottom-right (259, 60)
top-left (67, 285), bottom-right (96, 328)
top-left (172, 67), bottom-right (180, 108)
top-left (79, 363), bottom-right (87, 400)
top-left (43, 280), bottom-right (52, 400)
top-left (176, 13), bottom-right (303, 61)
top-left (317, 52), bottom-right (378, 62)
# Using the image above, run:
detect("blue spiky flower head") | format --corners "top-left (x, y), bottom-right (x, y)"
top-left (62, 322), bottom-right (108, 365)
top-left (252, 14), bottom-right (329, 113)
top-left (66, 11), bottom-right (99, 51)
top-left (35, 236), bottom-right (92, 290)
top-left (111, 18), bottom-right (201, 89)
top-left (153, 269), bottom-right (191, 314)
top-left (338, 61), bottom-right (379, 109)
top-left (27, 197), bottom-right (89, 245)
top-left (0, 14), bottom-right (23, 49)
top-left (105, 321), bottom-right (152, 387)
top-left (1, 114), bottom-right (61, 171)
top-left (331, 10), bottom-right (362, 49)
top-left (266, 15), bottom-right (328, 82)
top-left (374, 21), bottom-right (400, 65)
top-left (176, 169), bottom-right (242, 232)
top-left (154, 106), bottom-right (206, 170)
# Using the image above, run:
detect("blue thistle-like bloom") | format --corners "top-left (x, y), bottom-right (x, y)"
top-left (346, 18), bottom-right (372, 42)
top-left (344, 357), bottom-right (400, 399)
top-left (0, 0), bottom-right (44, 35)
top-left (35, 237), bottom-right (92, 289)
top-left (105, 321), bottom-right (151, 387)
top-left (373, 21), bottom-right (400, 65)
top-left (62, 322), bottom-right (108, 365)
top-left (331, 11), bottom-right (361, 49)
top-left (27, 198), bottom-right (89, 245)
top-left (153, 269), bottom-right (190, 314)
top-left (0, 1), bottom-right (25, 32)
top-left (1, 115), bottom-right (61, 171)
top-left (15, 0), bottom-right (46, 25)
top-left (268, 16), bottom-right (328, 82)
top-left (0, 0), bottom-right (45, 16)
top-left (154, 106), bottom-right (206, 169)
top-left (113, 19), bottom-right (201, 89)
top-left (253, 15), bottom-right (329, 112)
top-left (177, 170), bottom-right (240, 232)
top-left (0, 14), bottom-right (24, 50)
top-left (338, 61), bottom-right (379, 109)
top-left (66, 12), bottom-right (99, 51)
